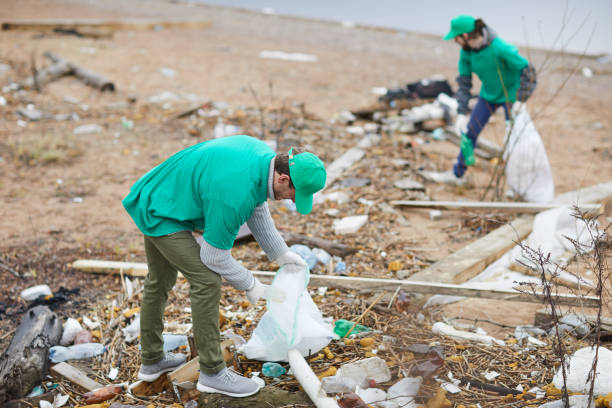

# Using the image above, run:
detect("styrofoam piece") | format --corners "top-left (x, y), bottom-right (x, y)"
top-left (356, 386), bottom-right (387, 404)
top-left (288, 349), bottom-right (339, 408)
top-left (20, 284), bottom-right (53, 301)
top-left (60, 318), bottom-right (83, 346)
top-left (553, 346), bottom-right (612, 396)
top-left (336, 357), bottom-right (391, 384)
top-left (432, 322), bottom-right (505, 346)
top-left (387, 377), bottom-right (421, 406)
top-left (333, 215), bottom-right (368, 235)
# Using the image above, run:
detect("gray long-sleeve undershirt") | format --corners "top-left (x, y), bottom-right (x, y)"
top-left (199, 158), bottom-right (288, 291)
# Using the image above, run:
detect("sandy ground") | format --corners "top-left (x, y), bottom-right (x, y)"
top-left (1, 0), bottom-right (611, 342)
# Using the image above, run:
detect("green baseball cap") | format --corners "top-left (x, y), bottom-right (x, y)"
top-left (288, 148), bottom-right (326, 215)
top-left (444, 15), bottom-right (476, 40)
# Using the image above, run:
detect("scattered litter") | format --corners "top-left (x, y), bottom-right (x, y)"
top-left (289, 244), bottom-right (318, 270)
top-left (483, 371), bottom-right (500, 381)
top-left (432, 322), bottom-right (505, 346)
top-left (261, 362), bottom-right (287, 377)
top-left (334, 319), bottom-right (371, 338)
top-left (429, 210), bottom-right (442, 220)
top-left (49, 343), bottom-right (106, 363)
top-left (393, 178), bottom-right (424, 191)
top-left (336, 356), bottom-right (391, 384)
top-left (582, 67), bottom-right (593, 78)
top-left (159, 67), bottom-right (176, 77)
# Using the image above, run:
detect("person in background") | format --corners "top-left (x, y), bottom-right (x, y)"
top-left (431, 14), bottom-right (537, 186)
top-left (122, 135), bottom-right (326, 397)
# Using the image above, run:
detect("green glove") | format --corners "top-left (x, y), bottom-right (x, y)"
top-left (460, 133), bottom-right (476, 166)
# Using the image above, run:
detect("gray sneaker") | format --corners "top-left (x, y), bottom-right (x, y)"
top-left (138, 352), bottom-right (187, 381)
top-left (197, 368), bottom-right (261, 397)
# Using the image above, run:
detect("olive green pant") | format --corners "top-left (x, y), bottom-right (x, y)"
top-left (141, 231), bottom-right (225, 375)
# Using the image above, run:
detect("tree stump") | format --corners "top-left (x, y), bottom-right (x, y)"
top-left (0, 305), bottom-right (62, 403)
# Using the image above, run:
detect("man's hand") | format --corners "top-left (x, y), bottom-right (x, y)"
top-left (454, 114), bottom-right (468, 135)
top-left (275, 250), bottom-right (307, 269)
top-left (246, 278), bottom-right (287, 304)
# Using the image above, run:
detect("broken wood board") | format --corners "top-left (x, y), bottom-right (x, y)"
top-left (50, 362), bottom-right (102, 391)
top-left (128, 374), bottom-right (170, 397)
top-left (168, 358), bottom-right (199, 386)
top-left (508, 260), bottom-right (594, 291)
top-left (390, 200), bottom-right (601, 214)
top-left (408, 215), bottom-right (534, 284)
top-left (534, 308), bottom-right (612, 332)
top-left (323, 134), bottom-right (380, 189)
top-left (2, 19), bottom-right (213, 32)
top-left (70, 259), bottom-right (599, 307)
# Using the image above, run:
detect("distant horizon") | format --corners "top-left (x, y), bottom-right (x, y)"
top-left (192, 0), bottom-right (611, 56)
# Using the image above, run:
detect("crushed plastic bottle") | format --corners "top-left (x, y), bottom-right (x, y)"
top-left (334, 261), bottom-right (347, 275)
top-left (84, 384), bottom-right (125, 404)
top-left (261, 362), bottom-right (287, 377)
top-left (460, 133), bottom-right (476, 166)
top-left (311, 248), bottom-right (331, 265)
top-left (333, 319), bottom-right (371, 338)
top-left (289, 244), bottom-right (318, 270)
top-left (49, 343), bottom-right (106, 363)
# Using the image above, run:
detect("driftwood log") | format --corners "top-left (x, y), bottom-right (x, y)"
top-left (0, 305), bottom-right (62, 403)
top-left (280, 231), bottom-right (357, 257)
top-left (20, 51), bottom-right (115, 92)
top-left (199, 387), bottom-right (312, 407)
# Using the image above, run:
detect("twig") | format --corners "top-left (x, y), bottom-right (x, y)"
top-left (0, 261), bottom-right (21, 278)
top-left (344, 292), bottom-right (385, 338)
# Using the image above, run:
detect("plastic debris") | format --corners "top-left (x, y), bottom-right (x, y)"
top-left (74, 330), bottom-right (94, 344)
top-left (553, 346), bottom-right (612, 396)
top-left (334, 319), bottom-right (371, 338)
top-left (49, 343), bottom-right (106, 363)
top-left (312, 248), bottom-right (331, 265)
top-left (262, 362), bottom-right (287, 377)
top-left (258, 50), bottom-right (318, 62)
top-left (432, 322), bottom-right (505, 346)
top-left (60, 318), bottom-right (83, 346)
top-left (84, 384), bottom-right (125, 404)
top-left (334, 261), bottom-right (347, 275)
top-left (336, 357), bottom-right (391, 384)
top-left (20, 284), bottom-right (53, 301)
top-left (333, 215), bottom-right (368, 234)
top-left (338, 393), bottom-right (369, 408)
top-left (289, 244), bottom-right (318, 270)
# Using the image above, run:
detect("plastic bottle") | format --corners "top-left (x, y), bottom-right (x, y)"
top-left (261, 362), bottom-right (287, 377)
top-left (460, 133), bottom-right (476, 166)
top-left (334, 261), bottom-right (347, 275)
top-left (289, 244), bottom-right (318, 270)
top-left (311, 248), bottom-right (331, 265)
top-left (84, 384), bottom-right (125, 404)
top-left (20, 284), bottom-right (52, 301)
top-left (49, 343), bottom-right (106, 363)
top-left (162, 333), bottom-right (188, 352)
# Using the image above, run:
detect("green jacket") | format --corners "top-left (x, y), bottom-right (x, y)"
top-left (123, 135), bottom-right (274, 250)
top-left (459, 36), bottom-right (528, 104)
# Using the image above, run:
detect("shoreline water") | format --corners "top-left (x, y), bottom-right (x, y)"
top-left (187, 0), bottom-right (612, 57)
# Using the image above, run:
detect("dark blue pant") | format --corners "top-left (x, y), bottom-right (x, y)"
top-left (453, 96), bottom-right (509, 178)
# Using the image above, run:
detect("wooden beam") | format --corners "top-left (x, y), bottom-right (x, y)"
top-left (280, 231), bottom-right (357, 257)
top-left (2, 19), bottom-right (213, 32)
top-left (390, 200), bottom-right (601, 214)
top-left (69, 259), bottom-right (599, 307)
top-left (408, 215), bottom-right (534, 284)
top-left (553, 181), bottom-right (612, 206)
top-left (50, 362), bottom-right (102, 391)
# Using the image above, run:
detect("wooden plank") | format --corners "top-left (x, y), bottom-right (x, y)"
top-left (2, 19), bottom-right (213, 32)
top-left (390, 200), bottom-right (601, 214)
top-left (69, 259), bottom-right (599, 307)
top-left (50, 362), bottom-right (102, 391)
top-left (553, 181), bottom-right (612, 205)
top-left (534, 308), bottom-right (612, 332)
top-left (408, 215), bottom-right (534, 284)
top-left (168, 358), bottom-right (199, 385)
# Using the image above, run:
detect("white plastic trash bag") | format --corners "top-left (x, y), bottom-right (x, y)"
top-left (503, 104), bottom-right (554, 203)
top-left (240, 265), bottom-right (336, 362)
